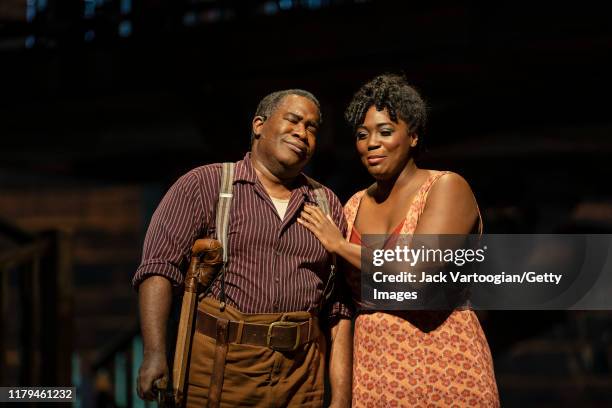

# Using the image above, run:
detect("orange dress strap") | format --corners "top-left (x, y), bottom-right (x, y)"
top-left (343, 189), bottom-right (366, 241)
top-left (401, 171), bottom-right (451, 234)
top-left (401, 170), bottom-right (483, 235)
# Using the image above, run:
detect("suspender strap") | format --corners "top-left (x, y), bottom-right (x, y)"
top-left (206, 162), bottom-right (234, 407)
top-left (304, 176), bottom-right (337, 304)
top-left (216, 162), bottom-right (234, 264)
top-left (306, 176), bottom-right (331, 216)
top-left (214, 162), bottom-right (234, 306)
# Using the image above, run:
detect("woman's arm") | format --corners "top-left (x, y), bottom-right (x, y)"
top-left (298, 173), bottom-right (479, 267)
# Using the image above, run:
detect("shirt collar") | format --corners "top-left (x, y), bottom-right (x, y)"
top-left (235, 152), bottom-right (313, 199)
top-left (234, 152), bottom-right (258, 184)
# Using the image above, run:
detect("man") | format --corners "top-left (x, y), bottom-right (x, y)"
top-left (133, 89), bottom-right (352, 407)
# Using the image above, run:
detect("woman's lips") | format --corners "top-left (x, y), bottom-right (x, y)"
top-left (367, 155), bottom-right (386, 165)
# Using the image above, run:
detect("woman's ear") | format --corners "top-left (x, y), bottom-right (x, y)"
top-left (410, 133), bottom-right (419, 147)
top-left (252, 115), bottom-right (266, 138)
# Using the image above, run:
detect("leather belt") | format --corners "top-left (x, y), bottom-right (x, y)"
top-left (196, 310), bottom-right (320, 352)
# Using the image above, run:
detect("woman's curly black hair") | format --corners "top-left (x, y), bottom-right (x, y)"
top-left (345, 74), bottom-right (427, 149)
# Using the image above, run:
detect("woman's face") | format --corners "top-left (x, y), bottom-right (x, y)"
top-left (355, 106), bottom-right (418, 180)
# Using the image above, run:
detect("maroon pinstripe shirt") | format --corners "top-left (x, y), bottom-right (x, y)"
top-left (133, 153), bottom-right (352, 320)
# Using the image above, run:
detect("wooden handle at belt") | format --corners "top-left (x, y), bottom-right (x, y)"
top-left (185, 239), bottom-right (223, 292)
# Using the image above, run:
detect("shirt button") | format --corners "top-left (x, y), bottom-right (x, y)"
top-left (275, 277), bottom-right (280, 283)
top-left (275, 250), bottom-right (281, 256)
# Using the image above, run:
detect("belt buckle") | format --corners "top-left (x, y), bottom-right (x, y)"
top-left (266, 321), bottom-right (300, 351)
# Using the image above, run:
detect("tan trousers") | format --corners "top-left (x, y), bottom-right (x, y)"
top-left (185, 297), bottom-right (326, 408)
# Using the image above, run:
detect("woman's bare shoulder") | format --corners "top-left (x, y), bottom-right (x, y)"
top-left (428, 171), bottom-right (474, 201)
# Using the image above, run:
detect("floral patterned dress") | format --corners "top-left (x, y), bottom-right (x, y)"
top-left (345, 171), bottom-right (500, 407)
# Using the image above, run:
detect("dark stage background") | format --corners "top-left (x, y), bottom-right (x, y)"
top-left (1, 1), bottom-right (611, 407)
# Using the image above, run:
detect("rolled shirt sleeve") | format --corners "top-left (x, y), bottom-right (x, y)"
top-left (132, 168), bottom-right (214, 290)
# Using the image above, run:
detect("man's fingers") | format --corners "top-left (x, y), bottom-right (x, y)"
top-left (138, 378), bottom-right (150, 400)
top-left (144, 391), bottom-right (156, 401)
top-left (154, 376), bottom-right (168, 390)
top-left (143, 381), bottom-right (158, 401)
top-left (137, 373), bottom-right (158, 401)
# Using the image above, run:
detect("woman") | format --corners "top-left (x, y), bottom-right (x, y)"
top-left (298, 74), bottom-right (499, 407)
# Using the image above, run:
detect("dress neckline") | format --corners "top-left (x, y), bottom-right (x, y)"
top-left (351, 219), bottom-right (405, 241)
top-left (349, 170), bottom-right (440, 238)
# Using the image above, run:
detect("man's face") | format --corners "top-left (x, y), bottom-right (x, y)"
top-left (252, 94), bottom-right (320, 172)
